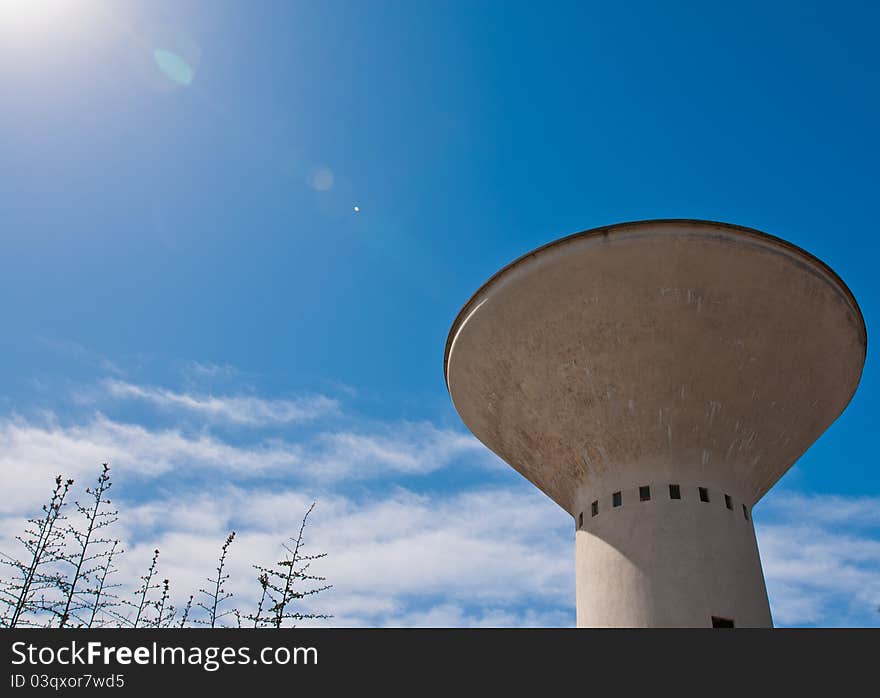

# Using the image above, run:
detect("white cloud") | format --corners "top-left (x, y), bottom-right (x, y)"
top-left (103, 484), bottom-right (574, 628)
top-left (103, 379), bottom-right (339, 426)
top-left (758, 491), bottom-right (880, 528)
top-left (0, 411), bottom-right (489, 519)
top-left (180, 360), bottom-right (239, 381)
top-left (0, 414), bottom-right (304, 515)
top-left (304, 423), bottom-right (486, 480)
top-left (377, 604), bottom-right (572, 628)
top-left (1, 480), bottom-right (574, 628)
top-left (756, 491), bottom-right (880, 627)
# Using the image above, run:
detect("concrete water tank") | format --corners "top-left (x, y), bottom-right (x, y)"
top-left (444, 219), bottom-right (866, 627)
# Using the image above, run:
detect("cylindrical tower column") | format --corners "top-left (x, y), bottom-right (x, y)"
top-left (574, 482), bottom-right (771, 627)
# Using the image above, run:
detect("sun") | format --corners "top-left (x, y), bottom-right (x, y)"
top-left (0, 0), bottom-right (72, 20)
top-left (0, 0), bottom-right (83, 36)
top-left (0, 0), bottom-right (108, 54)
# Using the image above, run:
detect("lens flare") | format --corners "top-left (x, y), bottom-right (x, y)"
top-left (153, 48), bottom-right (195, 86)
top-left (308, 167), bottom-right (335, 192)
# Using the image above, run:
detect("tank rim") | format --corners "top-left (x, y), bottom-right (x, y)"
top-left (443, 218), bottom-right (867, 391)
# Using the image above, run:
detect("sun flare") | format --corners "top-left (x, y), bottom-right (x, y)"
top-left (0, 0), bottom-right (107, 57)
top-left (0, 0), bottom-right (75, 24)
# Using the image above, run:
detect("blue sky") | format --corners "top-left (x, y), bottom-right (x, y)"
top-left (0, 0), bottom-right (878, 626)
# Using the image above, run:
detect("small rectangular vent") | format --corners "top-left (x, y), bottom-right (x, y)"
top-left (711, 616), bottom-right (735, 628)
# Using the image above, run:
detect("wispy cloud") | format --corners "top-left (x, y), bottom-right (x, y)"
top-left (0, 414), bottom-right (304, 514)
top-left (103, 379), bottom-right (339, 426)
top-left (756, 491), bottom-right (880, 627)
top-left (758, 491), bottom-right (880, 529)
top-left (0, 410), bottom-right (489, 518)
top-left (179, 360), bottom-right (239, 381)
top-left (35, 336), bottom-right (125, 375)
top-left (98, 484), bottom-right (574, 628)
top-left (305, 423), bottom-right (486, 480)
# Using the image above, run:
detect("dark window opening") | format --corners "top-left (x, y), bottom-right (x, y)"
top-left (724, 494), bottom-right (733, 510)
top-left (742, 504), bottom-right (749, 521)
top-left (669, 484), bottom-right (681, 500)
top-left (711, 616), bottom-right (735, 628)
top-left (612, 491), bottom-right (622, 508)
top-left (699, 487), bottom-right (710, 503)
top-left (639, 486), bottom-right (651, 502)
top-left (578, 512), bottom-right (583, 528)
top-left (591, 500), bottom-right (598, 517)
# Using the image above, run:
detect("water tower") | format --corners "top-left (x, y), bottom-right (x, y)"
top-left (444, 220), bottom-right (865, 627)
